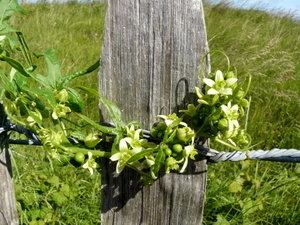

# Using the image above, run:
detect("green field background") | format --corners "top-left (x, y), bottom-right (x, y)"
top-left (7, 1), bottom-right (300, 224)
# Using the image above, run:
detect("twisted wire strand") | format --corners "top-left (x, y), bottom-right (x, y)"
top-left (206, 148), bottom-right (300, 163)
top-left (2, 120), bottom-right (300, 163)
top-left (0, 116), bottom-right (39, 141)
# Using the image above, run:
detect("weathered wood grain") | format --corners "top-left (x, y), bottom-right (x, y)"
top-left (99, 1), bottom-right (210, 224)
top-left (0, 104), bottom-right (19, 225)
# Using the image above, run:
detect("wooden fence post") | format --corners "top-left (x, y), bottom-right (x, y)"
top-left (0, 103), bottom-right (19, 225)
top-left (99, 1), bottom-right (210, 224)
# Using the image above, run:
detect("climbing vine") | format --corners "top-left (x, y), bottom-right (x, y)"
top-left (0, 0), bottom-right (251, 185)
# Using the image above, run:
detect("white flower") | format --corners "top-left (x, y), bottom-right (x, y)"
top-left (220, 101), bottom-right (240, 139)
top-left (52, 104), bottom-right (71, 120)
top-left (203, 70), bottom-right (237, 95)
top-left (157, 114), bottom-right (187, 127)
top-left (180, 137), bottom-right (198, 173)
top-left (0, 35), bottom-right (6, 42)
top-left (82, 152), bottom-right (98, 175)
top-left (110, 139), bottom-right (140, 173)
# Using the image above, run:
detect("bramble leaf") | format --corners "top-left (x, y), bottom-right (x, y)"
top-left (0, 54), bottom-right (31, 77)
top-left (0, 0), bottom-right (26, 34)
top-left (58, 60), bottom-right (100, 89)
top-left (76, 85), bottom-right (125, 129)
top-left (76, 113), bottom-right (118, 135)
top-left (34, 50), bottom-right (62, 88)
top-left (64, 86), bottom-right (84, 113)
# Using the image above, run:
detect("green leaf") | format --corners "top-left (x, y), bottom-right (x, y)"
top-left (125, 120), bottom-right (142, 128)
top-left (29, 220), bottom-right (46, 225)
top-left (16, 31), bottom-right (33, 66)
top-left (100, 96), bottom-right (125, 129)
top-left (27, 107), bottom-right (43, 126)
top-left (46, 175), bottom-right (60, 188)
top-left (240, 197), bottom-right (262, 215)
top-left (111, 135), bottom-right (121, 155)
top-left (0, 54), bottom-right (31, 77)
top-left (34, 49), bottom-right (62, 88)
top-left (70, 130), bottom-right (87, 140)
top-left (213, 214), bottom-right (230, 225)
top-left (127, 147), bottom-right (158, 163)
top-left (76, 113), bottom-right (118, 135)
top-left (76, 85), bottom-right (125, 129)
top-left (0, 70), bottom-right (14, 91)
top-left (2, 33), bottom-right (18, 51)
top-left (29, 209), bottom-right (47, 222)
top-left (60, 184), bottom-right (73, 199)
top-left (0, 0), bottom-right (26, 34)
top-left (165, 129), bottom-right (178, 143)
top-left (51, 192), bottom-right (69, 207)
top-left (228, 180), bottom-right (243, 193)
top-left (58, 60), bottom-right (100, 88)
top-left (163, 118), bottom-right (182, 142)
top-left (20, 192), bottom-right (36, 208)
top-left (241, 160), bottom-right (251, 170)
top-left (75, 85), bottom-right (100, 98)
top-left (153, 147), bottom-right (166, 176)
top-left (20, 85), bottom-right (56, 108)
top-left (65, 86), bottom-right (84, 113)
top-left (35, 74), bottom-right (52, 88)
top-left (20, 85), bottom-right (50, 96)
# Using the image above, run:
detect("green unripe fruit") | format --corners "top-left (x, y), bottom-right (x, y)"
top-left (164, 147), bottom-right (172, 156)
top-left (172, 144), bottom-right (183, 153)
top-left (171, 152), bottom-right (178, 157)
top-left (74, 152), bottom-right (85, 164)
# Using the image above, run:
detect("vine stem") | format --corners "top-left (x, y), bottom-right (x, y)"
top-left (65, 146), bottom-right (112, 158)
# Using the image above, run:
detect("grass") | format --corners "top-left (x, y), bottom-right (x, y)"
top-left (5, 0), bottom-right (300, 224)
top-left (203, 1), bottom-right (300, 224)
top-left (8, 2), bottom-right (106, 224)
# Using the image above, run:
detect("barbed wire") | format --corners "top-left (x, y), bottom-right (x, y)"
top-left (2, 119), bottom-right (300, 163)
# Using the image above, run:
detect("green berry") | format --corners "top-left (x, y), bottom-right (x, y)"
top-left (164, 147), bottom-right (172, 156)
top-left (74, 152), bottom-right (85, 163)
top-left (172, 144), bottom-right (183, 153)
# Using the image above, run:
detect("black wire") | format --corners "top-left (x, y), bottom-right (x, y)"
top-left (3, 119), bottom-right (208, 157)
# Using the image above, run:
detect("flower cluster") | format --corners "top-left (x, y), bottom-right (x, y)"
top-left (110, 125), bottom-right (156, 173)
top-left (182, 70), bottom-right (251, 150)
top-left (109, 114), bottom-right (198, 184)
